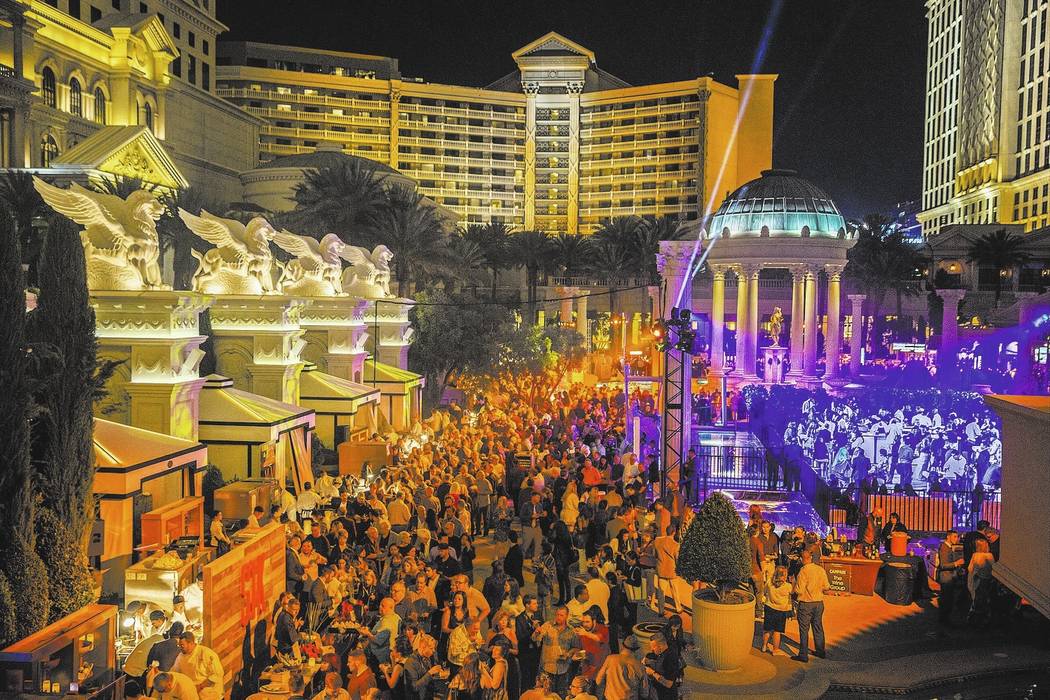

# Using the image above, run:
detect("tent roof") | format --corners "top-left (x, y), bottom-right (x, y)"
top-left (198, 374), bottom-right (314, 428)
top-left (362, 359), bottom-right (424, 388)
top-left (94, 417), bottom-right (204, 471)
top-left (299, 367), bottom-right (381, 408)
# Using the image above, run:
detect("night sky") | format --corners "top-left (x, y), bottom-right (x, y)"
top-left (217, 1), bottom-right (928, 219)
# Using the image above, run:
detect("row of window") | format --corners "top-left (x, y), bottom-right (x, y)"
top-left (40, 67), bottom-right (107, 124)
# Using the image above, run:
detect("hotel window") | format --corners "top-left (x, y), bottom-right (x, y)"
top-left (69, 78), bottom-right (82, 117)
top-left (40, 133), bottom-right (58, 166)
top-left (173, 22), bottom-right (180, 39)
top-left (41, 68), bottom-right (57, 108)
top-left (90, 5), bottom-right (101, 21)
top-left (171, 55), bottom-right (181, 77)
top-left (189, 31), bottom-right (196, 48)
top-left (138, 2), bottom-right (145, 12)
top-left (202, 63), bottom-right (210, 91)
top-left (94, 88), bottom-right (106, 124)
top-left (188, 55), bottom-right (197, 86)
top-left (69, 0), bottom-right (81, 18)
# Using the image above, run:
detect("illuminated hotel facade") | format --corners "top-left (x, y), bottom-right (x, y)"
top-left (919, 0), bottom-right (1050, 237)
top-left (217, 32), bottom-right (775, 233)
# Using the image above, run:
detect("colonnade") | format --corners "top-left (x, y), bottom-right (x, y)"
top-left (707, 262), bottom-right (846, 384)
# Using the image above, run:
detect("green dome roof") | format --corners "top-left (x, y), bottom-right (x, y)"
top-left (709, 169), bottom-right (846, 238)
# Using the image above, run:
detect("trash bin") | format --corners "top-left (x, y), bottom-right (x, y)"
top-left (632, 622), bottom-right (665, 661)
top-left (882, 561), bottom-right (915, 605)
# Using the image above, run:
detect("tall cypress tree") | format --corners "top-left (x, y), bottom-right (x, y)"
top-left (0, 202), bottom-right (50, 640)
top-left (27, 216), bottom-right (118, 539)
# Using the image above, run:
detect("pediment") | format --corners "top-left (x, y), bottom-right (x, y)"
top-left (512, 32), bottom-right (594, 62)
top-left (52, 125), bottom-right (189, 190)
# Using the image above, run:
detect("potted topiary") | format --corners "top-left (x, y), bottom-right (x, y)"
top-left (676, 491), bottom-right (754, 671)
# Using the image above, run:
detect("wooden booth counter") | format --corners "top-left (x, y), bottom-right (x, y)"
top-left (0, 604), bottom-right (117, 696)
top-left (213, 480), bottom-right (276, 522)
top-left (821, 556), bottom-right (882, 596)
top-left (140, 497), bottom-right (204, 552)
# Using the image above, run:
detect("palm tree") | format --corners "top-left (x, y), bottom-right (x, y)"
top-left (509, 230), bottom-right (553, 313)
top-left (0, 172), bottom-right (47, 285)
top-left (289, 159), bottom-right (388, 240)
top-left (157, 187), bottom-right (226, 290)
top-left (594, 215), bottom-right (642, 260)
top-left (442, 232), bottom-right (487, 294)
top-left (548, 233), bottom-right (595, 277)
top-left (368, 185), bottom-right (450, 297)
top-left (92, 174), bottom-right (154, 199)
top-left (967, 229), bottom-right (1030, 306)
top-left (464, 221), bottom-right (513, 299)
top-left (634, 215), bottom-right (690, 281)
top-left (589, 238), bottom-right (632, 317)
top-left (846, 220), bottom-right (927, 349)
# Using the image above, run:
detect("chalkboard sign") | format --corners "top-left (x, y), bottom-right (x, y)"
top-left (825, 564), bottom-right (851, 594)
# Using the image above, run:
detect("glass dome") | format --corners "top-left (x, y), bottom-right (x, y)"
top-left (709, 169), bottom-right (846, 238)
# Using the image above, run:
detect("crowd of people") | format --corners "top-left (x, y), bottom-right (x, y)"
top-left (753, 390), bottom-right (1003, 502)
top-left (135, 372), bottom-right (703, 700)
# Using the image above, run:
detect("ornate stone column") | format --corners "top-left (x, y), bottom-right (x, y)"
top-left (558, 286), bottom-right (577, 326)
top-left (848, 294), bottom-right (866, 377)
top-left (732, 265), bottom-right (749, 375)
top-left (745, 265), bottom-right (761, 379)
top-left (522, 82), bottom-right (538, 230)
top-left (824, 264), bottom-right (844, 381)
top-left (787, 266), bottom-right (806, 378)
top-left (709, 265), bottom-right (726, 377)
top-left (802, 266), bottom-right (820, 380)
top-left (299, 297), bottom-right (371, 384)
top-left (576, 290), bottom-right (589, 340)
top-left (937, 288), bottom-right (966, 363)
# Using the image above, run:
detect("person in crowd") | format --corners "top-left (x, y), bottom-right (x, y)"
top-left (209, 511), bottom-right (232, 556)
top-left (146, 622), bottom-right (184, 673)
top-left (171, 632), bottom-right (223, 700)
top-left (124, 610), bottom-right (168, 680)
top-left (791, 550), bottom-right (830, 663)
top-left (149, 671), bottom-right (199, 700)
top-left (534, 606), bottom-right (582, 696)
top-left (345, 649), bottom-right (377, 699)
top-left (596, 635), bottom-right (643, 700)
top-left (760, 565), bottom-right (792, 656)
top-left (641, 632), bottom-right (680, 700)
top-left (937, 529), bottom-right (965, 627)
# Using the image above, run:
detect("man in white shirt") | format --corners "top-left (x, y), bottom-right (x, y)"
top-left (171, 632), bottom-right (224, 700)
top-left (791, 550), bottom-right (830, 663)
top-left (386, 493), bottom-right (411, 531)
top-left (150, 670), bottom-right (199, 700)
top-left (182, 573), bottom-right (204, 624)
top-left (583, 568), bottom-right (610, 622)
top-left (296, 482), bottom-right (322, 518)
top-left (274, 484), bottom-right (297, 522)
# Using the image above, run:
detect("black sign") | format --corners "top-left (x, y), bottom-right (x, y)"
top-left (826, 564), bottom-right (851, 594)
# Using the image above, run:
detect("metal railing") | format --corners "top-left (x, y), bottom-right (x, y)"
top-left (690, 441), bottom-right (771, 497)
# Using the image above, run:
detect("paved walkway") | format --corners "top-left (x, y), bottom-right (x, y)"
top-left (470, 535), bottom-right (1050, 698)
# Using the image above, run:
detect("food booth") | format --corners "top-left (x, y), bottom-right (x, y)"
top-left (92, 419), bottom-right (208, 598)
top-left (362, 359), bottom-right (424, 433)
top-left (298, 363), bottom-right (381, 449)
top-left (197, 374), bottom-right (316, 491)
top-left (0, 605), bottom-right (118, 697)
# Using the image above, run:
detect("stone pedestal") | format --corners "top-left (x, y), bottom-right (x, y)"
top-left (937, 289), bottom-right (966, 366)
top-left (208, 295), bottom-right (310, 405)
top-left (364, 297), bottom-right (415, 370)
top-left (92, 290), bottom-right (212, 441)
top-left (299, 296), bottom-right (371, 384)
top-left (760, 344), bottom-right (789, 384)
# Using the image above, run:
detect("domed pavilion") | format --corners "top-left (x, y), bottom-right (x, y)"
top-left (702, 169), bottom-right (856, 386)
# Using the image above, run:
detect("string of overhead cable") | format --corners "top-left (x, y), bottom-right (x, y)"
top-left (371, 283), bottom-right (653, 307)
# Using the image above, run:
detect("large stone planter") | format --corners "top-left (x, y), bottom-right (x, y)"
top-left (691, 589), bottom-right (755, 671)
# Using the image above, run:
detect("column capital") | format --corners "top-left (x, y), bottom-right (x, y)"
top-left (936, 288), bottom-right (966, 304)
top-left (521, 82), bottom-right (540, 95)
top-left (824, 263), bottom-right (846, 280)
top-left (710, 264), bottom-right (728, 280)
top-left (656, 240), bottom-right (697, 279)
top-left (847, 293), bottom-right (866, 306)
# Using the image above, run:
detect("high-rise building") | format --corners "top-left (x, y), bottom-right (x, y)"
top-left (919, 0), bottom-right (1050, 237)
top-left (217, 32), bottom-right (775, 233)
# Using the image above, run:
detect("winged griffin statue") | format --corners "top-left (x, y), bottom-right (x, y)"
top-left (178, 209), bottom-right (278, 295)
top-left (340, 244), bottom-right (395, 299)
top-left (33, 176), bottom-right (166, 291)
top-left (272, 230), bottom-right (346, 297)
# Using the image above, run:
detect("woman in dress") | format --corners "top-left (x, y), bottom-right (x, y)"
top-left (500, 579), bottom-right (525, 617)
top-left (479, 641), bottom-right (509, 700)
top-left (760, 566), bottom-right (792, 655)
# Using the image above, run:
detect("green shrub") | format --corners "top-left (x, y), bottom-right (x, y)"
top-left (1, 535), bottom-right (50, 638)
top-left (202, 464), bottom-right (225, 513)
top-left (676, 491), bottom-right (751, 602)
top-left (0, 570), bottom-right (17, 647)
top-left (35, 507), bottom-right (95, 623)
